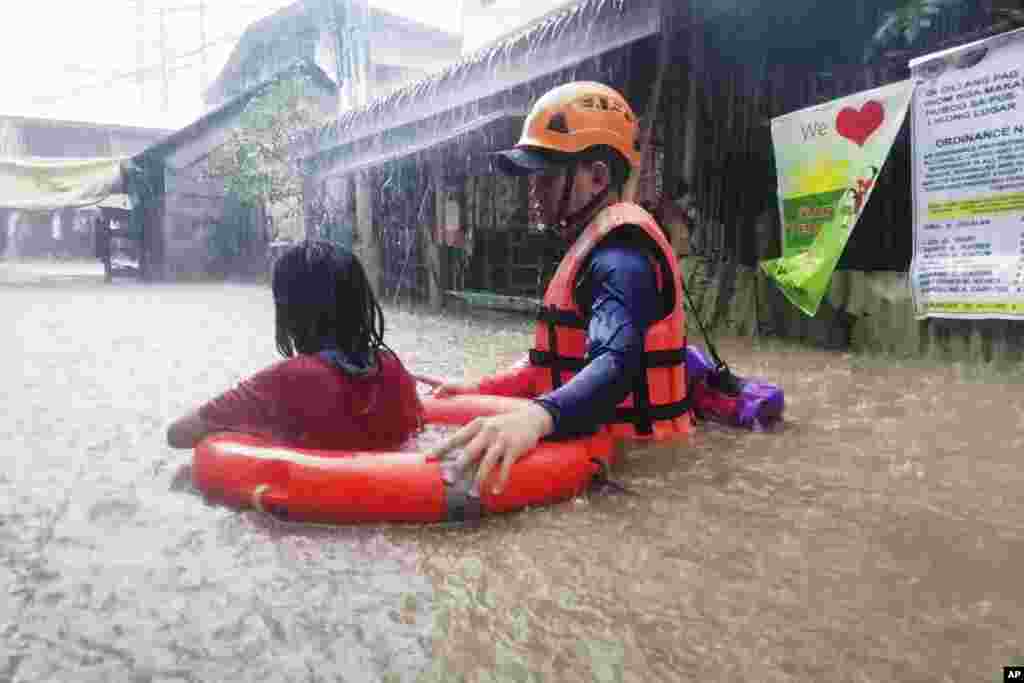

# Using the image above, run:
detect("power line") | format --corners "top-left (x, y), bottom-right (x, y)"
top-left (136, 0), bottom-right (146, 106)
top-left (160, 8), bottom-right (170, 111)
top-left (22, 0), bottom-right (303, 106)
top-left (146, 0), bottom-right (295, 18)
top-left (27, 0), bottom-right (298, 95)
top-left (29, 32), bottom-right (243, 105)
top-left (200, 0), bottom-right (208, 96)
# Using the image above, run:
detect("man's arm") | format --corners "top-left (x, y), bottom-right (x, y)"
top-left (433, 355), bottom-right (544, 398)
top-left (533, 243), bottom-right (660, 436)
top-left (425, 242), bottom-right (660, 494)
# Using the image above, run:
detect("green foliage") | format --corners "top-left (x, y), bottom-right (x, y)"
top-left (866, 0), bottom-right (968, 60)
top-left (703, 0), bottom-right (976, 66)
top-left (208, 73), bottom-right (327, 236)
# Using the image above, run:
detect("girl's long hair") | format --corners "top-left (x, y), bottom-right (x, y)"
top-left (271, 240), bottom-right (387, 359)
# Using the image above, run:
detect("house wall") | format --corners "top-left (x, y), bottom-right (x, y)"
top-left (0, 116), bottom-right (170, 159)
top-left (0, 207), bottom-right (103, 261)
top-left (368, 160), bottom-right (432, 304)
top-left (369, 11), bottom-right (460, 74)
top-left (208, 1), bottom-right (459, 115)
top-left (161, 165), bottom-right (228, 279)
top-left (204, 3), bottom-right (321, 110)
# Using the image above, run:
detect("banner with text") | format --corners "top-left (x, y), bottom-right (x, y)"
top-left (910, 27), bottom-right (1024, 319)
top-left (762, 80), bottom-right (913, 316)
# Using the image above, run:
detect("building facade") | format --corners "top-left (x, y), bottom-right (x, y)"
top-left (203, 0), bottom-right (461, 113)
top-left (0, 116), bottom-right (169, 262)
top-left (304, 0), bottom-right (1024, 361)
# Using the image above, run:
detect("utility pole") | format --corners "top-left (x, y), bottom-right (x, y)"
top-left (160, 8), bottom-right (170, 113)
top-left (199, 0), bottom-right (208, 100)
top-left (136, 0), bottom-right (145, 106)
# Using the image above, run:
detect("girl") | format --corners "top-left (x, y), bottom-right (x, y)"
top-left (167, 240), bottom-right (422, 450)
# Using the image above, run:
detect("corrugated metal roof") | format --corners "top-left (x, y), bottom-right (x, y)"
top-left (312, 109), bottom-right (525, 177)
top-left (311, 0), bottom-right (661, 160)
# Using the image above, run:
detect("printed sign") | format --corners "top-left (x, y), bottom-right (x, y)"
top-left (910, 27), bottom-right (1024, 319)
top-left (763, 80), bottom-right (914, 316)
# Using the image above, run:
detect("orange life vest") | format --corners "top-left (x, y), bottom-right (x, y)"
top-left (530, 202), bottom-right (692, 439)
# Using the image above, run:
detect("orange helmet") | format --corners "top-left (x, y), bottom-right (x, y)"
top-left (493, 82), bottom-right (640, 175)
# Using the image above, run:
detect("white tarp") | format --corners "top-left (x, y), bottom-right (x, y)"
top-left (0, 156), bottom-right (128, 211)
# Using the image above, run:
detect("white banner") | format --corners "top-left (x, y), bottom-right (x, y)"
top-left (910, 28), bottom-right (1024, 319)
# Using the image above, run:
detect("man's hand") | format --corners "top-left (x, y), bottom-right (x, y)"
top-left (431, 380), bottom-right (481, 398)
top-left (427, 403), bottom-right (555, 495)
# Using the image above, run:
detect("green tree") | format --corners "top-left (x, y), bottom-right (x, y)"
top-left (209, 71), bottom-right (326, 234)
top-left (205, 69), bottom-right (330, 274)
top-left (866, 0), bottom-right (969, 60)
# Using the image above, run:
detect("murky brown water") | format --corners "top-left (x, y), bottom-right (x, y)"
top-left (2, 280), bottom-right (1022, 682)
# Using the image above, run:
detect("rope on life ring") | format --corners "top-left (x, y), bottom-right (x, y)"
top-left (589, 458), bottom-right (635, 496)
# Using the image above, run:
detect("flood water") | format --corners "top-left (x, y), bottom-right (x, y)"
top-left (2, 278), bottom-right (1022, 683)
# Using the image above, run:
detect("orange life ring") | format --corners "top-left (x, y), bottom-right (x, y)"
top-left (191, 395), bottom-right (615, 524)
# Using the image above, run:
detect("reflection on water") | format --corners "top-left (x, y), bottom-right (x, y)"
top-left (3, 282), bottom-right (1023, 682)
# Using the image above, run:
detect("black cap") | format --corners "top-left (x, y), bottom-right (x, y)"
top-left (491, 146), bottom-right (572, 176)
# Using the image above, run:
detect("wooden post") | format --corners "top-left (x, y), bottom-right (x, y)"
top-left (475, 176), bottom-right (492, 291)
top-left (96, 214), bottom-right (113, 283)
top-left (354, 170), bottom-right (382, 296)
top-left (427, 159), bottom-right (446, 311)
top-left (664, 54), bottom-right (685, 200)
top-left (302, 175), bottom-right (318, 240)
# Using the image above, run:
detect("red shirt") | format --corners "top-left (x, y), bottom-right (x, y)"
top-left (199, 350), bottom-right (422, 450)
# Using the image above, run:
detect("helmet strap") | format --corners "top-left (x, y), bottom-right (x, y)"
top-left (554, 162), bottom-right (577, 233)
top-left (554, 161), bottom-right (612, 241)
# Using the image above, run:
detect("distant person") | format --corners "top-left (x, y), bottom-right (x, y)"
top-left (167, 240), bottom-right (422, 450)
top-left (94, 216), bottom-right (112, 283)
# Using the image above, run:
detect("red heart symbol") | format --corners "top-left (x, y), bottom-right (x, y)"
top-left (835, 100), bottom-right (884, 147)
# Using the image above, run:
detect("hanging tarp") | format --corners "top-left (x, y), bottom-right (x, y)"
top-left (909, 27), bottom-right (1024, 320)
top-left (0, 156), bottom-right (128, 211)
top-left (761, 80), bottom-right (914, 316)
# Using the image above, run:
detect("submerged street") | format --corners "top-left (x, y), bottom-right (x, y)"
top-left (2, 277), bottom-right (1022, 682)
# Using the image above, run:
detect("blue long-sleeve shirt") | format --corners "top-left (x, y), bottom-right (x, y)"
top-left (533, 235), bottom-right (661, 437)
